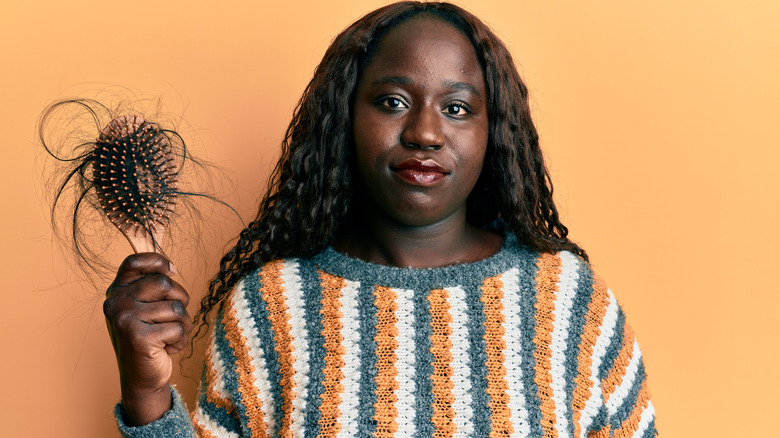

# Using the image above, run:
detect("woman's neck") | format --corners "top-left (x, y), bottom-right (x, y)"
top-left (333, 211), bottom-right (503, 268)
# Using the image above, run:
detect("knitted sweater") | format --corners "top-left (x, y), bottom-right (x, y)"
top-left (116, 234), bottom-right (656, 437)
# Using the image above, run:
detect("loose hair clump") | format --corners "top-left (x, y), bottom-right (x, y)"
top-left (39, 96), bottom-right (238, 280)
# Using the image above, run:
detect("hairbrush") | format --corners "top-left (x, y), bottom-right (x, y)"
top-left (93, 115), bottom-right (178, 253)
top-left (39, 97), bottom-right (239, 276)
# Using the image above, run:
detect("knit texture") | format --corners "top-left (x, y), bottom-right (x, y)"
top-left (116, 386), bottom-right (196, 437)
top-left (118, 234), bottom-right (656, 437)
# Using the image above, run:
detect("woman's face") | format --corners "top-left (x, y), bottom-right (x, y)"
top-left (352, 16), bottom-right (489, 228)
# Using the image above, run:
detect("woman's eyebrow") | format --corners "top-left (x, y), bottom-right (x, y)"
top-left (371, 76), bottom-right (481, 98)
top-left (444, 81), bottom-right (482, 98)
top-left (371, 76), bottom-right (412, 86)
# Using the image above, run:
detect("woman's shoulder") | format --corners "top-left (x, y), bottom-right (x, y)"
top-left (532, 250), bottom-right (607, 302)
top-left (534, 249), bottom-right (594, 278)
top-left (232, 257), bottom-right (307, 287)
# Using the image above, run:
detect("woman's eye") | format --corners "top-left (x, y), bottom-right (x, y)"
top-left (445, 104), bottom-right (469, 116)
top-left (379, 97), bottom-right (407, 109)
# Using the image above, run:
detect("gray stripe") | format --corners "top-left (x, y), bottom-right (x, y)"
top-left (356, 283), bottom-right (378, 436)
top-left (598, 308), bottom-right (626, 381)
top-left (197, 382), bottom-right (242, 434)
top-left (465, 280), bottom-right (491, 437)
top-left (642, 419), bottom-right (658, 438)
top-left (413, 286), bottom-right (434, 437)
top-left (214, 303), bottom-right (252, 437)
top-left (564, 259), bottom-right (594, 437)
top-left (611, 362), bottom-right (646, 429)
top-left (299, 261), bottom-right (325, 436)
top-left (518, 253), bottom-right (544, 437)
top-left (242, 271), bottom-right (284, 432)
top-left (587, 405), bottom-right (609, 435)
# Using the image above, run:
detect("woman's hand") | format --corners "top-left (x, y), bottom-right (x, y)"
top-left (103, 253), bottom-right (193, 426)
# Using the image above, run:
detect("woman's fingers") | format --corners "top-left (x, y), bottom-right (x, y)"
top-left (103, 285), bottom-right (190, 339)
top-left (104, 282), bottom-right (192, 353)
top-left (123, 273), bottom-right (189, 306)
top-left (104, 254), bottom-right (189, 319)
top-left (104, 253), bottom-right (193, 385)
top-left (122, 318), bottom-right (191, 354)
top-left (111, 252), bottom-right (177, 289)
top-left (136, 300), bottom-right (193, 354)
top-left (157, 321), bottom-right (192, 355)
top-left (139, 299), bottom-right (191, 325)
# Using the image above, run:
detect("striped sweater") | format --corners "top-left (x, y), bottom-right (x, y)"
top-left (116, 234), bottom-right (656, 437)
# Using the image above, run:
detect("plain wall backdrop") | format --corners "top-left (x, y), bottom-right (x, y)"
top-left (1, 0), bottom-right (778, 436)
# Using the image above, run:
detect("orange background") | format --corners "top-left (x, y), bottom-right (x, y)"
top-left (2, 1), bottom-right (779, 436)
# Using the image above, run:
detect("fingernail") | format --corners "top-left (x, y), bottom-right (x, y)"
top-left (169, 261), bottom-right (178, 275)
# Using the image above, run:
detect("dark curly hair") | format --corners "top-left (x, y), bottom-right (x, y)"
top-left (193, 1), bottom-right (586, 334)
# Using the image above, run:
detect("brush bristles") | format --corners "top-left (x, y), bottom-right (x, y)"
top-left (92, 115), bottom-right (178, 235)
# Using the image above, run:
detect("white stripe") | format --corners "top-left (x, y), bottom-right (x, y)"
top-left (194, 404), bottom-right (241, 438)
top-left (606, 339), bottom-right (642, 415)
top-left (578, 290), bottom-right (619, 436)
top-left (280, 260), bottom-right (310, 437)
top-left (500, 268), bottom-right (531, 437)
top-left (633, 401), bottom-right (655, 437)
top-left (395, 287), bottom-right (418, 436)
top-left (336, 280), bottom-right (361, 437)
top-left (550, 252), bottom-right (581, 437)
top-left (448, 286), bottom-right (474, 437)
top-left (231, 278), bottom-right (276, 434)
top-left (208, 332), bottom-right (231, 399)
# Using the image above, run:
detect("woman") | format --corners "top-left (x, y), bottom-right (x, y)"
top-left (106, 2), bottom-right (656, 436)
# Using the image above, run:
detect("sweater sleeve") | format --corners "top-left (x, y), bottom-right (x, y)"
top-left (188, 307), bottom-right (245, 437)
top-left (591, 301), bottom-right (657, 437)
top-left (114, 386), bottom-right (197, 438)
top-left (114, 308), bottom-right (245, 437)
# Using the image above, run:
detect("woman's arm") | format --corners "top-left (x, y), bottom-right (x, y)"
top-left (188, 315), bottom-right (244, 437)
top-left (104, 253), bottom-right (196, 435)
top-left (595, 304), bottom-right (656, 437)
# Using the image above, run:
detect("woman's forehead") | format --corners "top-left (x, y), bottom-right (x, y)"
top-left (360, 16), bottom-right (485, 89)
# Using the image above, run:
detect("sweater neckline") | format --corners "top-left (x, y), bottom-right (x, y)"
top-left (310, 230), bottom-right (534, 289)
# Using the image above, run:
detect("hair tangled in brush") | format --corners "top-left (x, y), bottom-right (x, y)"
top-left (93, 114), bottom-right (178, 251)
top-left (194, 1), bottom-right (586, 335)
top-left (39, 97), bottom-right (237, 277)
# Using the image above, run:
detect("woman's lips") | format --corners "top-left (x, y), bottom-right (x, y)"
top-left (391, 158), bottom-right (448, 186)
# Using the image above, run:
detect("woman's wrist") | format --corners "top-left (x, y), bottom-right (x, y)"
top-left (120, 384), bottom-right (173, 426)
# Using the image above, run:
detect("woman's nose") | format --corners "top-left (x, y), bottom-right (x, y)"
top-left (401, 106), bottom-right (444, 150)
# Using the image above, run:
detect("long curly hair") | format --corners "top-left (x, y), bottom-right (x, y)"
top-left (193, 1), bottom-right (586, 333)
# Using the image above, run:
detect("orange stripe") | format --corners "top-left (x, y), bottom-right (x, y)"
top-left (428, 288), bottom-right (456, 438)
top-left (374, 286), bottom-right (400, 437)
top-left (587, 425), bottom-right (611, 438)
top-left (613, 380), bottom-right (651, 438)
top-left (203, 339), bottom-right (236, 415)
top-left (223, 290), bottom-right (267, 437)
top-left (317, 271), bottom-right (346, 437)
top-left (481, 277), bottom-right (514, 437)
top-left (191, 413), bottom-right (220, 438)
top-left (571, 277), bottom-right (610, 437)
top-left (602, 321), bottom-right (636, 403)
top-left (532, 252), bottom-right (562, 437)
top-left (259, 261), bottom-right (296, 436)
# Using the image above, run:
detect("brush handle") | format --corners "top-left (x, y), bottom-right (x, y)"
top-left (121, 227), bottom-right (158, 254)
